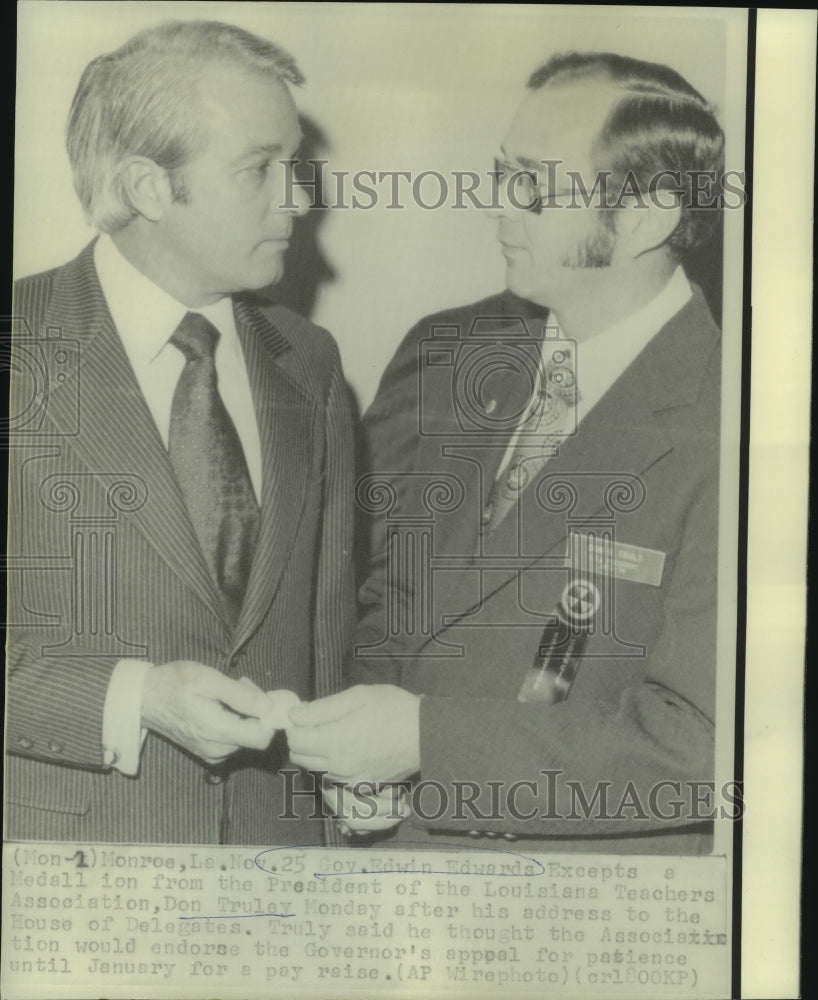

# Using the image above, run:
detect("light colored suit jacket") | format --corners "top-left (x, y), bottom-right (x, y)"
top-left (352, 288), bottom-right (722, 854)
top-left (6, 242), bottom-right (356, 845)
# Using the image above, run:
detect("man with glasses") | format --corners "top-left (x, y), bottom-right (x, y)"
top-left (289, 52), bottom-right (727, 854)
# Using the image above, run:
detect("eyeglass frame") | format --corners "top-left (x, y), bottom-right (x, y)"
top-left (492, 157), bottom-right (582, 214)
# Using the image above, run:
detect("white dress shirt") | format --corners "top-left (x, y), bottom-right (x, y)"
top-left (94, 234), bottom-right (262, 774)
top-left (496, 266), bottom-right (693, 477)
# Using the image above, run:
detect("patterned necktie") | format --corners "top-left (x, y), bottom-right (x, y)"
top-left (482, 347), bottom-right (579, 533)
top-left (168, 312), bottom-right (260, 626)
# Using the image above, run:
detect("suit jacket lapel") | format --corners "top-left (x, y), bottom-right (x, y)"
top-left (422, 353), bottom-right (538, 624)
top-left (514, 355), bottom-right (675, 559)
top-left (229, 300), bottom-right (314, 654)
top-left (39, 244), bottom-right (229, 623)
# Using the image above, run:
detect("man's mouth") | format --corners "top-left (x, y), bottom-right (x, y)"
top-left (259, 235), bottom-right (291, 249)
top-left (264, 227), bottom-right (293, 243)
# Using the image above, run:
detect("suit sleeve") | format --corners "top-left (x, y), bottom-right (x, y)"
top-left (6, 425), bottom-right (115, 771)
top-left (4, 275), bottom-right (114, 768)
top-left (5, 636), bottom-right (114, 769)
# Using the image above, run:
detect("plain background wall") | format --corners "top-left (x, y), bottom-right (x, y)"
top-left (15, 2), bottom-right (734, 410)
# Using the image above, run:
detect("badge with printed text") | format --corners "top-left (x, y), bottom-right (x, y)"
top-left (566, 531), bottom-right (666, 587)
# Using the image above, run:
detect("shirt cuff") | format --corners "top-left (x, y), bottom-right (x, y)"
top-left (102, 659), bottom-right (152, 775)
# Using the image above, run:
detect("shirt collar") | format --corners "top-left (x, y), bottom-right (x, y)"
top-left (549, 266), bottom-right (692, 417)
top-left (590, 265), bottom-right (693, 352)
top-left (94, 234), bottom-right (239, 373)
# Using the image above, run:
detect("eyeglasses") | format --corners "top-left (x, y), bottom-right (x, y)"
top-left (493, 158), bottom-right (575, 214)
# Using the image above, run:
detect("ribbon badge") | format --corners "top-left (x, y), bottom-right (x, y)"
top-left (560, 577), bottom-right (601, 628)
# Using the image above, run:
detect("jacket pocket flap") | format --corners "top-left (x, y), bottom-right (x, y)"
top-left (5, 755), bottom-right (93, 815)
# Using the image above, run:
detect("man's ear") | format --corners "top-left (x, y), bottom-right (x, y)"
top-left (117, 157), bottom-right (171, 223)
top-left (615, 196), bottom-right (682, 258)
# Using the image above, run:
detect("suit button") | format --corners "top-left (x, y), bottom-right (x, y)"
top-left (17, 737), bottom-right (33, 750)
top-left (204, 771), bottom-right (224, 785)
top-left (47, 739), bottom-right (63, 754)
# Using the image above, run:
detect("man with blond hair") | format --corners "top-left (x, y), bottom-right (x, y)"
top-left (7, 20), bottom-right (355, 844)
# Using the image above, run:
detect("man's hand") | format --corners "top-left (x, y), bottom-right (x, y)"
top-left (287, 685), bottom-right (421, 783)
top-left (141, 662), bottom-right (278, 765)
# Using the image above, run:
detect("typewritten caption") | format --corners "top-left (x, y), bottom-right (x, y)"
top-left (2, 843), bottom-right (730, 998)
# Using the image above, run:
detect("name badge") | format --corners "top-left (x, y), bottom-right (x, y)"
top-left (566, 532), bottom-right (666, 587)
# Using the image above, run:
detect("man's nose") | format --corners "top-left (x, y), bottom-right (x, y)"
top-left (287, 179), bottom-right (311, 217)
top-left (487, 179), bottom-right (524, 222)
top-left (488, 197), bottom-right (525, 224)
top-left (274, 164), bottom-right (312, 216)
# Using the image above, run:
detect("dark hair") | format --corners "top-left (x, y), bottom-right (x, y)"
top-left (528, 52), bottom-right (725, 252)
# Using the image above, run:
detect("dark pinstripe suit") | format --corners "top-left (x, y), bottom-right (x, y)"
top-left (6, 242), bottom-right (356, 844)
